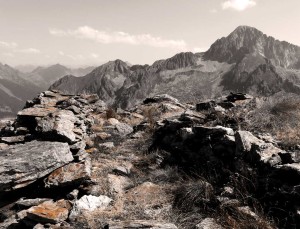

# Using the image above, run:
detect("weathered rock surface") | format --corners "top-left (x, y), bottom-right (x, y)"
top-left (16, 198), bottom-right (52, 209)
top-left (105, 220), bottom-right (178, 229)
top-left (0, 141), bottom-right (73, 191)
top-left (36, 110), bottom-right (77, 143)
top-left (0, 135), bottom-right (26, 144)
top-left (236, 131), bottom-right (283, 166)
top-left (44, 159), bottom-right (91, 187)
top-left (69, 195), bottom-right (112, 220)
top-left (27, 199), bottom-right (71, 224)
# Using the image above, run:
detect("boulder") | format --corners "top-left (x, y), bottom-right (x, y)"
top-left (179, 110), bottom-right (206, 124)
top-left (36, 110), bottom-right (77, 143)
top-left (217, 101), bottom-right (236, 109)
top-left (27, 199), bottom-right (71, 224)
top-left (236, 131), bottom-right (283, 166)
top-left (143, 94), bottom-right (179, 105)
top-left (112, 164), bottom-right (132, 176)
top-left (226, 92), bottom-right (253, 102)
top-left (44, 159), bottom-right (91, 187)
top-left (115, 123), bottom-right (133, 136)
top-left (196, 100), bottom-right (216, 111)
top-left (105, 118), bottom-right (120, 126)
top-left (69, 195), bottom-right (112, 220)
top-left (105, 220), bottom-right (178, 229)
top-left (0, 141), bottom-right (73, 191)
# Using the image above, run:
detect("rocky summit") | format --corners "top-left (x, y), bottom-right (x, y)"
top-left (0, 90), bottom-right (299, 229)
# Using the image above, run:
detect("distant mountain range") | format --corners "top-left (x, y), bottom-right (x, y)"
top-left (2, 25), bottom-right (300, 117)
top-left (0, 64), bottom-right (95, 118)
top-left (21, 64), bottom-right (95, 90)
top-left (50, 26), bottom-right (300, 109)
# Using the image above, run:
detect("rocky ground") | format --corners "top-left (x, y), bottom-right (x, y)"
top-left (0, 90), bottom-right (299, 229)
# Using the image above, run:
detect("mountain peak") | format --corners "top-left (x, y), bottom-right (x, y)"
top-left (204, 26), bottom-right (300, 68)
top-left (233, 25), bottom-right (259, 32)
top-left (91, 59), bottom-right (130, 75)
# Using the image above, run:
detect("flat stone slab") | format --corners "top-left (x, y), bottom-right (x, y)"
top-left (27, 199), bottom-right (71, 224)
top-left (106, 220), bottom-right (178, 229)
top-left (17, 107), bottom-right (58, 117)
top-left (0, 141), bottom-right (73, 191)
top-left (44, 159), bottom-right (91, 187)
top-left (0, 135), bottom-right (26, 144)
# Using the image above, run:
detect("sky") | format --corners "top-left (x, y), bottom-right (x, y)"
top-left (0, 0), bottom-right (299, 67)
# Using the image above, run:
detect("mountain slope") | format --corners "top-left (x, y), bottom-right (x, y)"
top-left (50, 60), bottom-right (131, 104)
top-left (22, 64), bottom-right (95, 90)
top-left (0, 63), bottom-right (42, 118)
top-left (50, 26), bottom-right (300, 109)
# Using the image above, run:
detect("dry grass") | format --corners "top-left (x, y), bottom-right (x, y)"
top-left (245, 94), bottom-right (300, 148)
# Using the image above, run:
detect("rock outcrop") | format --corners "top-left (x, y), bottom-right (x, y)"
top-left (0, 141), bottom-right (73, 191)
top-left (0, 90), bottom-right (299, 229)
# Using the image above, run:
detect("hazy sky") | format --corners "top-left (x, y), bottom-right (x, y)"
top-left (0, 0), bottom-right (299, 67)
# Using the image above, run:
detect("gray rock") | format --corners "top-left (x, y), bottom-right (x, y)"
top-left (113, 165), bottom-right (132, 176)
top-left (16, 198), bottom-right (52, 208)
top-left (0, 141), bottom-right (73, 191)
top-left (143, 94), bottom-right (179, 105)
top-left (69, 195), bottom-right (112, 220)
top-left (67, 105), bottom-right (81, 114)
top-left (226, 92), bottom-right (253, 102)
top-left (106, 220), bottom-right (178, 229)
top-left (44, 159), bottom-right (91, 187)
top-left (0, 135), bottom-right (26, 144)
top-left (18, 107), bottom-right (58, 117)
top-left (236, 131), bottom-right (283, 166)
top-left (115, 123), bottom-right (133, 136)
top-left (36, 110), bottom-right (77, 143)
top-left (98, 142), bottom-right (115, 150)
top-left (196, 100), bottom-right (216, 111)
top-left (179, 110), bottom-right (206, 123)
top-left (193, 125), bottom-right (234, 137)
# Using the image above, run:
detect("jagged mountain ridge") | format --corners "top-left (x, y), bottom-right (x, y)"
top-left (204, 25), bottom-right (300, 68)
top-left (50, 26), bottom-right (300, 108)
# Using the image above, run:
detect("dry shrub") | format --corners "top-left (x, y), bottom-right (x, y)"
top-left (143, 107), bottom-right (156, 130)
top-left (219, 204), bottom-right (275, 229)
top-left (173, 180), bottom-right (215, 213)
top-left (246, 93), bottom-right (300, 147)
top-left (106, 107), bottom-right (117, 119)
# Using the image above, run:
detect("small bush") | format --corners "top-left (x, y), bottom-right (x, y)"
top-left (143, 107), bottom-right (156, 130)
top-left (173, 180), bottom-right (215, 213)
top-left (106, 107), bottom-right (117, 119)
